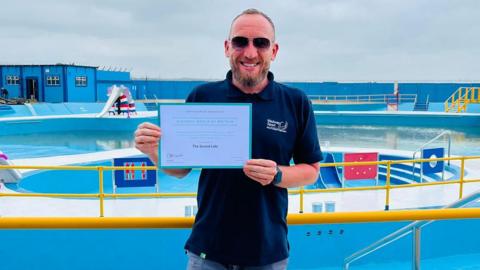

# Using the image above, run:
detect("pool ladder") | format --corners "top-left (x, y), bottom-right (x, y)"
top-left (343, 190), bottom-right (480, 270)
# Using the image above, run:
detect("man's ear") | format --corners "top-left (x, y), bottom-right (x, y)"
top-left (224, 40), bottom-right (231, 58)
top-left (271, 43), bottom-right (279, 61)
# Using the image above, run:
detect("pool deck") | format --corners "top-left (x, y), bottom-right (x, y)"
top-left (314, 111), bottom-right (480, 127)
top-left (0, 111), bottom-right (157, 122)
top-left (1, 147), bottom-right (479, 217)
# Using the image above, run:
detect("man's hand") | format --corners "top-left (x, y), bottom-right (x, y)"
top-left (243, 159), bottom-right (278, 186)
top-left (134, 122), bottom-right (161, 164)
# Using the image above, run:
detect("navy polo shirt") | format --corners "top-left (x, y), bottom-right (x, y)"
top-left (184, 71), bottom-right (322, 266)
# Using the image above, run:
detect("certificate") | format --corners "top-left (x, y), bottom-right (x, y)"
top-left (158, 103), bottom-right (252, 168)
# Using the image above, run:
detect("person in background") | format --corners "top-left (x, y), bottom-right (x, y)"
top-left (1, 87), bottom-right (8, 99)
top-left (134, 8), bottom-right (322, 270)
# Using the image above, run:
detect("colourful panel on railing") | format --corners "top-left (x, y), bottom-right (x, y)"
top-left (113, 157), bottom-right (156, 187)
top-left (343, 152), bottom-right (378, 180)
top-left (421, 147), bottom-right (444, 175)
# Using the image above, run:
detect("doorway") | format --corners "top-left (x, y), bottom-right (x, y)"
top-left (26, 78), bottom-right (39, 101)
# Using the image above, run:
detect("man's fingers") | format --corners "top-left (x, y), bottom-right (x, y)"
top-left (244, 174), bottom-right (270, 186)
top-left (246, 159), bottom-right (276, 167)
top-left (243, 167), bottom-right (275, 186)
top-left (135, 135), bottom-right (159, 144)
top-left (244, 169), bottom-right (268, 180)
top-left (243, 159), bottom-right (279, 186)
top-left (138, 122), bottom-right (161, 131)
top-left (135, 122), bottom-right (161, 135)
top-left (135, 128), bottom-right (161, 138)
top-left (244, 164), bottom-right (276, 176)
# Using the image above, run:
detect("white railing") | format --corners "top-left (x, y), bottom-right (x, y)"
top-left (308, 94), bottom-right (417, 104)
top-left (343, 190), bottom-right (480, 270)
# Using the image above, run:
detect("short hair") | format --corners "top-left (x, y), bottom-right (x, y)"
top-left (229, 8), bottom-right (276, 40)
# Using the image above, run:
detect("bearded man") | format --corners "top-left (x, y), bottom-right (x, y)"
top-left (134, 8), bottom-right (322, 270)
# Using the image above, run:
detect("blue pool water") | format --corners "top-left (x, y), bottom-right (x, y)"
top-left (1, 125), bottom-right (479, 159)
top-left (1, 219), bottom-right (480, 269)
top-left (317, 125), bottom-right (480, 156)
top-left (0, 130), bottom-right (136, 159)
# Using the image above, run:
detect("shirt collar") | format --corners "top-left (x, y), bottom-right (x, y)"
top-left (225, 70), bottom-right (275, 101)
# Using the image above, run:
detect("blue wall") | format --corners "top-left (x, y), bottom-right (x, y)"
top-left (1, 66), bottom-right (22, 98)
top-left (65, 66), bottom-right (96, 102)
top-left (96, 70), bottom-right (132, 102)
top-left (43, 65), bottom-right (65, 102)
top-left (283, 82), bottom-right (480, 102)
top-left (133, 80), bottom-right (205, 100)
top-left (131, 79), bottom-right (480, 103)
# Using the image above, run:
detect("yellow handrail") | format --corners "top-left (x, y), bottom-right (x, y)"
top-left (0, 155), bottom-right (479, 217)
top-left (99, 167), bottom-right (105, 217)
top-left (385, 161), bottom-right (391, 210)
top-left (1, 208), bottom-right (480, 229)
top-left (299, 187), bottom-right (305, 213)
top-left (445, 87), bottom-right (480, 113)
top-left (460, 158), bottom-right (465, 199)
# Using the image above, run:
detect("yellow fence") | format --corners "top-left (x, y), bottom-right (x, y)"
top-left (444, 87), bottom-right (480, 113)
top-left (2, 208), bottom-right (480, 229)
top-left (0, 156), bottom-right (480, 228)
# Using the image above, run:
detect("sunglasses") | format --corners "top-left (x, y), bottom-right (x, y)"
top-left (230, 36), bottom-right (271, 50)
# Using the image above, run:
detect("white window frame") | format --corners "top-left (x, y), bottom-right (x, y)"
top-left (46, 75), bottom-right (60, 86)
top-left (6, 75), bottom-right (20, 85)
top-left (75, 76), bottom-right (87, 87)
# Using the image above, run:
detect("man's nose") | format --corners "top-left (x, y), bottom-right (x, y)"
top-left (242, 42), bottom-right (259, 58)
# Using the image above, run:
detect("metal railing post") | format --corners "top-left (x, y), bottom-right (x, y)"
top-left (299, 187), bottom-right (304, 213)
top-left (459, 158), bottom-right (465, 200)
top-left (99, 167), bottom-right (105, 217)
top-left (413, 227), bottom-right (421, 270)
top-left (385, 161), bottom-right (391, 211)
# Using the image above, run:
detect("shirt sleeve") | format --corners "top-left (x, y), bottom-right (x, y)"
top-left (186, 87), bottom-right (198, 102)
top-left (292, 95), bottom-right (323, 164)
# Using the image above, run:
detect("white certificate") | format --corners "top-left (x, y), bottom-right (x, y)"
top-left (158, 103), bottom-right (252, 168)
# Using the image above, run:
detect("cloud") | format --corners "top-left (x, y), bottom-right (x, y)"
top-left (1, 0), bottom-right (479, 81)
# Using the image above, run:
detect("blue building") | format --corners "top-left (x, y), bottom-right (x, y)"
top-left (2, 64), bottom-right (478, 104)
top-left (0, 64), bottom-right (131, 102)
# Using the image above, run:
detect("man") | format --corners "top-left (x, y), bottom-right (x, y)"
top-left (1, 87), bottom-right (8, 99)
top-left (135, 8), bottom-right (322, 269)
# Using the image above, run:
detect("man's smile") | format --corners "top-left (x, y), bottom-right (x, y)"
top-left (240, 61), bottom-right (260, 70)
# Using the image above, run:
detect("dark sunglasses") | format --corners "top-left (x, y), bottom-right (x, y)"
top-left (230, 36), bottom-right (271, 50)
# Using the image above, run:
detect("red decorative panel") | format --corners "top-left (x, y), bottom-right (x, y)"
top-left (344, 152), bottom-right (378, 180)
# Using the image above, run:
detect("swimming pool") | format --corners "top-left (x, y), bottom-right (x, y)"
top-left (317, 125), bottom-right (480, 156)
top-left (1, 111), bottom-right (480, 270)
top-left (1, 123), bottom-right (479, 159)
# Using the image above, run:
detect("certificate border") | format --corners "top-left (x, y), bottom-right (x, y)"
top-left (158, 103), bottom-right (252, 169)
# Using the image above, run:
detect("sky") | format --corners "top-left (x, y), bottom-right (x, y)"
top-left (1, 0), bottom-right (479, 82)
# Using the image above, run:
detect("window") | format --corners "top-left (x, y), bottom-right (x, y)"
top-left (75, 76), bottom-right (87, 87)
top-left (46, 75), bottom-right (60, 86)
top-left (6, 75), bottom-right (20, 85)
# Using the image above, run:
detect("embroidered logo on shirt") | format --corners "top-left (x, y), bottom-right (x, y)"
top-left (266, 119), bottom-right (288, 133)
